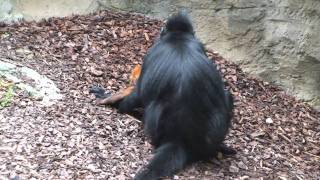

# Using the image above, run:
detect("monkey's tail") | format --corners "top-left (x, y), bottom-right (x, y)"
top-left (165, 10), bottom-right (194, 34)
top-left (134, 142), bottom-right (188, 180)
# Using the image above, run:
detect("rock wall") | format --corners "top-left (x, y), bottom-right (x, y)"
top-left (0, 0), bottom-right (22, 22)
top-left (0, 0), bottom-right (99, 22)
top-left (1, 0), bottom-right (319, 110)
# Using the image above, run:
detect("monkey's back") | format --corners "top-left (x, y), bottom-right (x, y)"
top-left (138, 33), bottom-right (231, 152)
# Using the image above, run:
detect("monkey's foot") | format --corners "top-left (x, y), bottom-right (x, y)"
top-left (218, 144), bottom-right (236, 156)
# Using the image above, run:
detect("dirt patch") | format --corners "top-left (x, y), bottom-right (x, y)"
top-left (0, 11), bottom-right (319, 179)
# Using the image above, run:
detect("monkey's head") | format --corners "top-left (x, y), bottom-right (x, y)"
top-left (160, 10), bottom-right (195, 38)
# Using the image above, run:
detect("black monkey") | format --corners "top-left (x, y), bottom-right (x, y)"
top-left (116, 11), bottom-right (235, 180)
top-left (90, 11), bottom-right (235, 179)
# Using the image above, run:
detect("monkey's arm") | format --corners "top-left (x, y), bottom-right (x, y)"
top-left (96, 86), bottom-right (134, 105)
top-left (95, 64), bottom-right (141, 105)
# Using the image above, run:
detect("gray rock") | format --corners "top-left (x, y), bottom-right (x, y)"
top-left (229, 165), bottom-right (240, 173)
top-left (0, 60), bottom-right (63, 106)
top-left (237, 161), bottom-right (248, 170)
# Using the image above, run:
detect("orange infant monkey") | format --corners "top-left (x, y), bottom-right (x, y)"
top-left (94, 64), bottom-right (141, 106)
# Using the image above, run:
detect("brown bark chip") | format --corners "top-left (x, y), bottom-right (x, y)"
top-left (0, 10), bottom-right (319, 179)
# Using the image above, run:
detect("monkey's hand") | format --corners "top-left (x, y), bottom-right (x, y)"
top-left (89, 86), bottom-right (111, 99)
top-left (95, 86), bottom-right (135, 106)
top-left (89, 85), bottom-right (116, 105)
top-left (90, 65), bottom-right (141, 106)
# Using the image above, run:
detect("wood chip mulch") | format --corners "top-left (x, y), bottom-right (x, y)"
top-left (0, 10), bottom-right (319, 180)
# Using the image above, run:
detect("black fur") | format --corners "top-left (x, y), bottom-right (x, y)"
top-left (117, 11), bottom-right (234, 179)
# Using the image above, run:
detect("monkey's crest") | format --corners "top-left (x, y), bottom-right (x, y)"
top-left (162, 10), bottom-right (194, 35)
